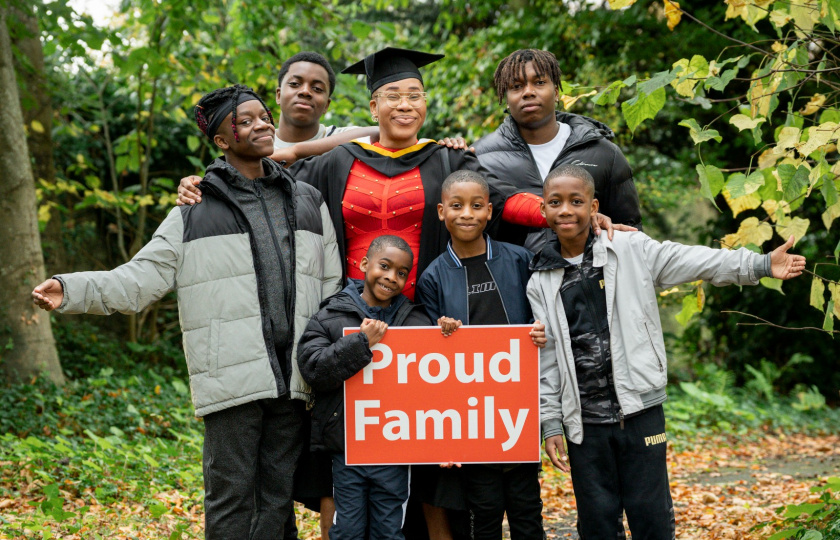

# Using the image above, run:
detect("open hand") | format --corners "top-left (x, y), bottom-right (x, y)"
top-left (770, 235), bottom-right (806, 280)
top-left (545, 435), bottom-right (570, 473)
top-left (177, 175), bottom-right (203, 206)
top-left (360, 318), bottom-right (388, 347)
top-left (32, 279), bottom-right (64, 311)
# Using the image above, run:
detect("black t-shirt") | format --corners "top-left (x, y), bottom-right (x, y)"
top-left (461, 252), bottom-right (508, 325)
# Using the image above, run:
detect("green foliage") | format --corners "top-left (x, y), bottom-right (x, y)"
top-left (759, 477), bottom-right (840, 539)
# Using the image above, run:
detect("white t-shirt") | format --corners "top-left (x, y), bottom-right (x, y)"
top-left (528, 122), bottom-right (572, 181)
top-left (273, 123), bottom-right (358, 150)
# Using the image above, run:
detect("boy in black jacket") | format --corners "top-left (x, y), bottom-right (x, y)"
top-left (298, 235), bottom-right (432, 540)
top-left (416, 170), bottom-right (547, 540)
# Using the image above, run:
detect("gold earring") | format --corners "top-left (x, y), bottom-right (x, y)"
top-left (372, 113), bottom-right (379, 122)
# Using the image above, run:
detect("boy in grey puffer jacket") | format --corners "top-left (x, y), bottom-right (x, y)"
top-left (32, 85), bottom-right (342, 540)
top-left (528, 164), bottom-right (805, 539)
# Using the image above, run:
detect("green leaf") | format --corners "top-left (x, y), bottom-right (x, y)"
top-left (697, 164), bottom-right (724, 209)
top-left (801, 530), bottom-right (823, 540)
top-left (760, 277), bottom-right (784, 295)
top-left (705, 68), bottom-right (737, 92)
top-left (776, 164), bottom-right (810, 201)
top-left (172, 378), bottom-right (188, 395)
top-left (143, 453), bottom-right (160, 468)
top-left (187, 135), bottom-right (200, 152)
top-left (824, 300), bottom-right (835, 332)
top-left (821, 174), bottom-right (839, 207)
top-left (638, 70), bottom-right (676, 95)
top-left (594, 80), bottom-right (626, 106)
top-left (783, 502), bottom-right (826, 518)
top-left (810, 277), bottom-right (826, 311)
top-left (675, 293), bottom-right (701, 326)
top-left (726, 171), bottom-right (765, 198)
top-left (621, 87), bottom-right (666, 133)
top-left (768, 527), bottom-right (804, 540)
top-left (149, 503), bottom-right (168, 519)
top-left (351, 21), bottom-right (372, 39)
top-left (679, 118), bottom-right (722, 145)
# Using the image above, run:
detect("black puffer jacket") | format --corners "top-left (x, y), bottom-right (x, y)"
top-left (474, 112), bottom-right (642, 250)
top-left (297, 281), bottom-right (432, 452)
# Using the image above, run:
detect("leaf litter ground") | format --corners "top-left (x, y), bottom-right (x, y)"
top-left (1, 430), bottom-right (837, 539)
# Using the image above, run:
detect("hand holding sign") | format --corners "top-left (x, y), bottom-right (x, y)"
top-left (360, 318), bottom-right (388, 347)
top-left (344, 325), bottom-right (540, 465)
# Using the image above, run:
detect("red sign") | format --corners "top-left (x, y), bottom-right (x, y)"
top-left (343, 325), bottom-right (540, 465)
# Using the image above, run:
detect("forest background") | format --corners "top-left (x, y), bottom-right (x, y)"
top-left (0, 0), bottom-right (839, 538)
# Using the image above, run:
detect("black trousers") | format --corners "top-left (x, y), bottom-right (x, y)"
top-left (202, 396), bottom-right (304, 540)
top-left (331, 454), bottom-right (410, 540)
top-left (566, 405), bottom-right (675, 540)
top-left (462, 462), bottom-right (544, 540)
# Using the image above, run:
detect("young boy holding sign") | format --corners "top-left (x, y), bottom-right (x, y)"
top-left (297, 236), bottom-right (432, 540)
top-left (416, 170), bottom-right (546, 539)
top-left (528, 164), bottom-right (806, 538)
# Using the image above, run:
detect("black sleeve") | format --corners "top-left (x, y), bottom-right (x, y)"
top-left (297, 315), bottom-right (373, 392)
top-left (603, 145), bottom-right (643, 229)
top-left (415, 271), bottom-right (442, 321)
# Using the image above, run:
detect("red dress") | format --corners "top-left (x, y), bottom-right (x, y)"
top-left (342, 144), bottom-right (425, 300)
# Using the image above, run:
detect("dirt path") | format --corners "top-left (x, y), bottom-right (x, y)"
top-left (534, 434), bottom-right (840, 539)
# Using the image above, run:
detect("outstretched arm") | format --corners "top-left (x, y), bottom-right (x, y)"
top-left (271, 126), bottom-right (379, 167)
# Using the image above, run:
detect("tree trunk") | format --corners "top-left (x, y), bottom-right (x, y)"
top-left (12, 1), bottom-right (64, 274)
top-left (0, 7), bottom-right (63, 385)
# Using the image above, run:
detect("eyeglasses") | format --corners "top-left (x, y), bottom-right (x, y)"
top-left (372, 91), bottom-right (427, 108)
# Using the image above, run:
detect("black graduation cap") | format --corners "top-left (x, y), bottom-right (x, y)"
top-left (342, 47), bottom-right (444, 94)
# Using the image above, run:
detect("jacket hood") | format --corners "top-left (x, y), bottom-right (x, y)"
top-left (530, 230), bottom-right (605, 272)
top-left (493, 111), bottom-right (615, 153)
top-left (203, 157), bottom-right (292, 194)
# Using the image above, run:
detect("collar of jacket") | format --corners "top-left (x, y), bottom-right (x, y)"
top-left (444, 234), bottom-right (495, 268)
top-left (500, 111), bottom-right (615, 153)
top-left (202, 157), bottom-right (294, 199)
top-left (343, 278), bottom-right (408, 323)
top-left (530, 229), bottom-right (611, 271)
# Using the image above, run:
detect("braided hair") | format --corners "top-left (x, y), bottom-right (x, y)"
top-left (194, 84), bottom-right (275, 143)
top-left (492, 49), bottom-right (563, 105)
top-left (277, 51), bottom-right (337, 97)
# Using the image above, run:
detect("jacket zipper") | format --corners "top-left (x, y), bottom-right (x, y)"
top-left (254, 180), bottom-right (292, 321)
top-left (644, 321), bottom-right (665, 372)
top-left (484, 262), bottom-right (511, 324)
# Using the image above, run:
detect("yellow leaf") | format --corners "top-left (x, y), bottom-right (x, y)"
top-left (722, 188), bottom-right (762, 217)
top-left (758, 148), bottom-right (781, 170)
top-left (671, 56), bottom-right (709, 98)
top-left (775, 126), bottom-right (801, 154)
top-left (38, 204), bottom-right (51, 224)
top-left (769, 8), bottom-right (792, 27)
top-left (608, 0), bottom-right (637, 9)
top-left (810, 277), bottom-right (826, 311)
top-left (726, 0), bottom-right (750, 19)
top-left (771, 41), bottom-right (786, 52)
top-left (790, 0), bottom-right (820, 36)
top-left (154, 385), bottom-right (161, 395)
top-left (560, 90), bottom-right (597, 110)
top-left (137, 195), bottom-right (155, 207)
top-left (822, 201), bottom-right (840, 230)
top-left (730, 114), bottom-right (766, 131)
top-left (30, 120), bottom-right (45, 133)
top-left (776, 216), bottom-right (809, 244)
top-left (721, 232), bottom-right (741, 249)
top-left (696, 285), bottom-right (706, 310)
top-left (762, 199), bottom-right (791, 223)
top-left (664, 0), bottom-right (682, 29)
top-left (797, 122), bottom-right (840, 157)
top-left (800, 94), bottom-right (826, 115)
top-left (736, 216), bottom-right (774, 247)
top-left (830, 283), bottom-right (840, 320)
top-left (191, 92), bottom-right (203, 106)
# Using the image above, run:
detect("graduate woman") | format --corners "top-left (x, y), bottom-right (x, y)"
top-left (289, 47), bottom-right (549, 302)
